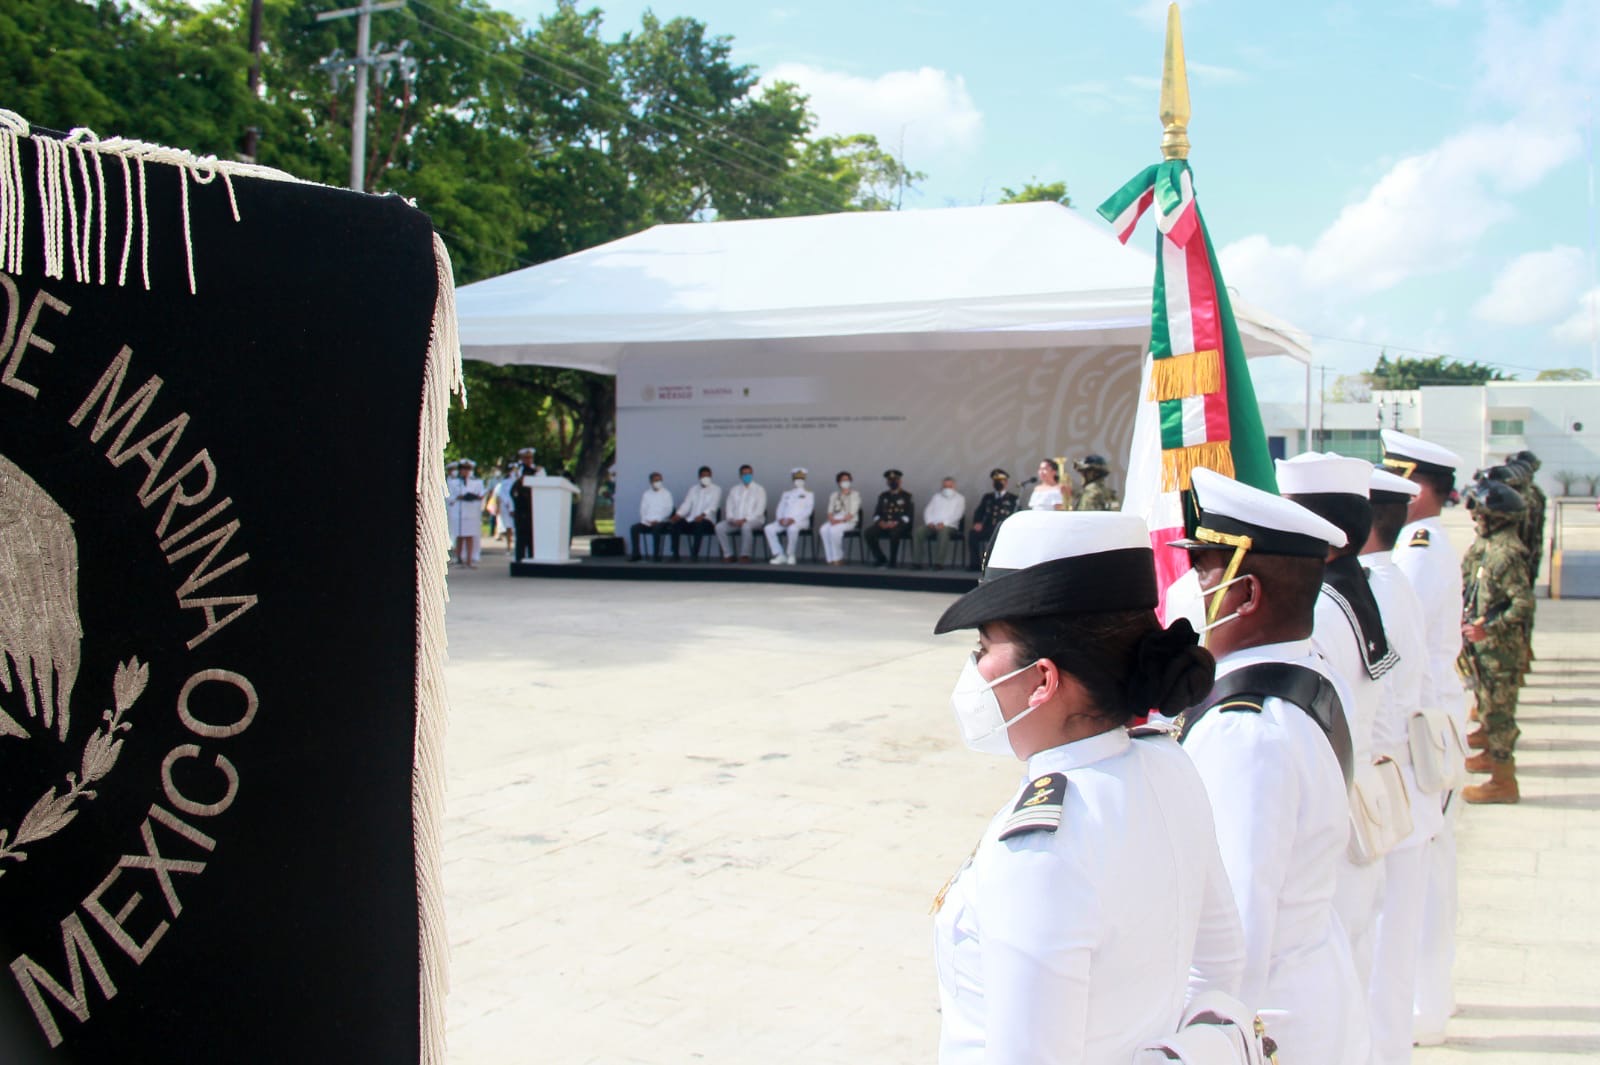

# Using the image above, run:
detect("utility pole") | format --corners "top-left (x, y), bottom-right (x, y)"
top-left (240, 0), bottom-right (265, 162)
top-left (316, 0), bottom-right (410, 192)
top-left (1318, 364), bottom-right (1328, 450)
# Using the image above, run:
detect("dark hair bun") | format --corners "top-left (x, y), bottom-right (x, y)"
top-left (1126, 618), bottom-right (1216, 718)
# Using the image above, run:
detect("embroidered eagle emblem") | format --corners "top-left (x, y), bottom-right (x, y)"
top-left (1409, 528), bottom-right (1431, 548)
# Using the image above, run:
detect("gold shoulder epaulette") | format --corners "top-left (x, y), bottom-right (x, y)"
top-left (998, 773), bottom-right (1068, 840)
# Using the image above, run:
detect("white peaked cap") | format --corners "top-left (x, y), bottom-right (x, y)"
top-left (934, 511), bottom-right (1157, 633)
top-left (791, 467), bottom-right (808, 476)
top-left (1380, 429), bottom-right (1462, 473)
top-left (1183, 467), bottom-right (1347, 553)
top-left (1369, 467), bottom-right (1421, 499)
top-left (1275, 452), bottom-right (1371, 497)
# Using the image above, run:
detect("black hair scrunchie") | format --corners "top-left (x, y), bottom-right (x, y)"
top-left (1125, 618), bottom-right (1216, 718)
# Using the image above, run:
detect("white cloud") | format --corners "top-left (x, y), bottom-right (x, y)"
top-left (1473, 246), bottom-right (1586, 325)
top-left (1477, 0), bottom-right (1600, 124)
top-left (1304, 122), bottom-right (1577, 292)
top-left (1552, 288), bottom-right (1600, 347)
top-left (761, 63), bottom-right (983, 163)
top-left (1187, 62), bottom-right (1246, 84)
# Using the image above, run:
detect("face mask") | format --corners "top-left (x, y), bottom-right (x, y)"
top-left (741, 473), bottom-right (753, 485)
top-left (1195, 573), bottom-right (1250, 642)
top-left (993, 479), bottom-right (1006, 492)
top-left (794, 479), bottom-right (806, 490)
top-left (699, 476), bottom-right (711, 487)
top-left (839, 480), bottom-right (852, 491)
top-left (941, 487), bottom-right (955, 499)
top-left (949, 653), bottom-right (1043, 757)
top-left (650, 482), bottom-right (662, 491)
top-left (888, 479), bottom-right (901, 489)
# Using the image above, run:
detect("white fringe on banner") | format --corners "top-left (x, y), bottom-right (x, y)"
top-left (0, 108), bottom-right (295, 293)
top-left (414, 231), bottom-right (464, 1065)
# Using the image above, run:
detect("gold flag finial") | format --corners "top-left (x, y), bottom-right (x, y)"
top-left (1160, 2), bottom-right (1190, 160)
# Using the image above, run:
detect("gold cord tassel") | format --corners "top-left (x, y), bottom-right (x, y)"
top-left (1161, 440), bottom-right (1234, 492)
top-left (1147, 349), bottom-right (1222, 402)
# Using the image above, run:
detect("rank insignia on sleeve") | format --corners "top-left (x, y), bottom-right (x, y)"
top-left (1409, 529), bottom-right (1431, 548)
top-left (998, 772), bottom-right (1068, 840)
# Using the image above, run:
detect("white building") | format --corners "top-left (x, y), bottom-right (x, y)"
top-left (1261, 380), bottom-right (1600, 497)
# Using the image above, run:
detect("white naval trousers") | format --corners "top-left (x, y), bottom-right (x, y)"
top-left (819, 519), bottom-right (857, 562)
top-left (714, 517), bottom-right (765, 558)
top-left (1414, 799), bottom-right (1459, 1039)
top-left (1335, 854), bottom-right (1386, 995)
top-left (1369, 840), bottom-right (1427, 1063)
top-left (765, 521), bottom-right (804, 559)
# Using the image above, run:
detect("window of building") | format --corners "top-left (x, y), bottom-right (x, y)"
top-left (1310, 429), bottom-right (1382, 463)
top-left (1489, 418), bottom-right (1525, 437)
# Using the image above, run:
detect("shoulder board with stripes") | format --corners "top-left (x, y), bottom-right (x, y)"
top-left (1215, 698), bottom-right (1264, 714)
top-left (998, 772), bottom-right (1068, 840)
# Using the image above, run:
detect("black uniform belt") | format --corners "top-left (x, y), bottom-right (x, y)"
top-left (1179, 662), bottom-right (1355, 788)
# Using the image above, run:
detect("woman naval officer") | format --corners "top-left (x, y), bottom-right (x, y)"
top-left (930, 511), bottom-right (1246, 1064)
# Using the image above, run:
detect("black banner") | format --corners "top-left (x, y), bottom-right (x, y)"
top-left (0, 130), bottom-right (442, 1062)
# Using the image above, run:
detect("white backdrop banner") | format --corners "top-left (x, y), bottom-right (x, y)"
top-left (615, 344), bottom-right (1144, 529)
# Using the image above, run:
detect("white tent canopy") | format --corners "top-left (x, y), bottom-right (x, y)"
top-left (455, 202), bottom-right (1311, 372)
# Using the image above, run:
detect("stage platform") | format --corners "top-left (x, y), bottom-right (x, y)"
top-left (508, 554), bottom-right (979, 593)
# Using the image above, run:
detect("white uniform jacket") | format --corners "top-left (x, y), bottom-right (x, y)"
top-left (1362, 553), bottom-right (1442, 846)
top-left (924, 491), bottom-right (967, 528)
top-left (1310, 591), bottom-right (1383, 770)
top-left (1181, 639), bottom-right (1370, 1065)
top-left (447, 475), bottom-right (487, 539)
top-left (772, 487), bottom-right (814, 527)
top-left (675, 482), bottom-right (722, 522)
top-left (935, 728), bottom-right (1245, 1065)
top-left (638, 485), bottom-right (674, 523)
top-left (1392, 516), bottom-right (1468, 726)
top-left (723, 482), bottom-right (767, 523)
top-left (824, 489), bottom-right (862, 526)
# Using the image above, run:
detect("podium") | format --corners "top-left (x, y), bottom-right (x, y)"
top-left (524, 475), bottom-right (580, 564)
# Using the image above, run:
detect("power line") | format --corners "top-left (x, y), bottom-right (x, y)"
top-left (409, 0), bottom-right (816, 183)
top-left (1298, 331), bottom-right (1549, 377)
top-left (406, 5), bottom-right (857, 217)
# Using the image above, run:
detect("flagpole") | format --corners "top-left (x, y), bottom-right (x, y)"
top-left (1161, 3), bottom-right (1190, 162)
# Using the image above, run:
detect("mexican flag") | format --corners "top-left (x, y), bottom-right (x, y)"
top-left (1098, 159), bottom-right (1277, 619)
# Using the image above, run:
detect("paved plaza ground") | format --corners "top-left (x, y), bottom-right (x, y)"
top-left (441, 511), bottom-right (1600, 1063)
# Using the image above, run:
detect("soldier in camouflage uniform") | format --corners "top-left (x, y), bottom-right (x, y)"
top-left (1507, 451), bottom-right (1547, 582)
top-left (1459, 480), bottom-right (1533, 804)
top-left (1071, 454), bottom-right (1120, 511)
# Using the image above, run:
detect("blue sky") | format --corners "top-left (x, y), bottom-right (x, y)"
top-left (498, 0), bottom-right (1600, 394)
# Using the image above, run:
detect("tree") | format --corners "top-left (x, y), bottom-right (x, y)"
top-left (1368, 351), bottom-right (1512, 389)
top-left (999, 180), bottom-right (1071, 207)
top-left (1535, 368), bottom-right (1592, 381)
top-left (3, 0), bottom-right (923, 533)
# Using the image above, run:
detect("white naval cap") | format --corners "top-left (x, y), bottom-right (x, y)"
top-left (1380, 429), bottom-right (1462, 477)
top-left (791, 467), bottom-right (808, 477)
top-left (1173, 467), bottom-right (1347, 556)
top-left (934, 511), bottom-right (1158, 633)
top-left (517, 446), bottom-right (537, 456)
top-left (458, 457), bottom-right (476, 467)
top-left (1275, 452), bottom-right (1371, 497)
top-left (1369, 467), bottom-right (1421, 502)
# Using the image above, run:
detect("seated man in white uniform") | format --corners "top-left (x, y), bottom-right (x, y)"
top-left (1380, 429), bottom-right (1468, 1045)
top-left (765, 467), bottom-right (814, 565)
top-left (1173, 467), bottom-right (1371, 1065)
top-left (1278, 453), bottom-right (1401, 992)
top-left (913, 476), bottom-right (967, 570)
top-left (715, 463), bottom-right (767, 562)
top-left (1362, 466), bottom-right (1442, 1064)
top-left (629, 471), bottom-right (675, 562)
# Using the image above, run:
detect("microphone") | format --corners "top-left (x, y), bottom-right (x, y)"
top-left (1018, 476), bottom-right (1039, 487)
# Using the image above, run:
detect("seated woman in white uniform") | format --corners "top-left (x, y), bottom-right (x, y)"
top-left (930, 511), bottom-right (1246, 1065)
